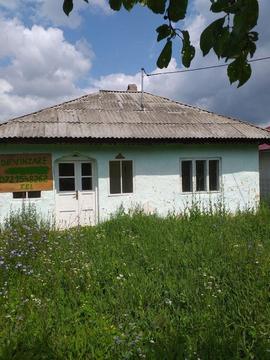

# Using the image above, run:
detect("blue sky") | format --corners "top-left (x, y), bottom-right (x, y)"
top-left (0, 0), bottom-right (269, 126)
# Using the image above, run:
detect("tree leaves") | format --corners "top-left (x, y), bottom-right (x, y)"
top-left (123, 0), bottom-right (139, 11)
top-left (227, 57), bottom-right (251, 87)
top-left (63, 0), bottom-right (88, 15)
top-left (200, 17), bottom-right (225, 56)
top-left (145, 0), bottom-right (167, 14)
top-left (181, 31), bottom-right (195, 68)
top-left (233, 0), bottom-right (258, 35)
top-left (63, 0), bottom-right (260, 87)
top-left (109, 0), bottom-right (122, 11)
top-left (157, 40), bottom-right (172, 68)
top-left (156, 24), bottom-right (171, 41)
top-left (63, 0), bottom-right (73, 16)
top-left (168, 0), bottom-right (188, 22)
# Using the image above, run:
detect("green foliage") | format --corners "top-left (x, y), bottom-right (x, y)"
top-left (63, 0), bottom-right (260, 87)
top-left (156, 40), bottom-right (172, 68)
top-left (1, 206), bottom-right (270, 358)
top-left (63, 0), bottom-right (88, 16)
top-left (181, 30), bottom-right (195, 68)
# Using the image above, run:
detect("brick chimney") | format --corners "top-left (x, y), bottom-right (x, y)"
top-left (127, 84), bottom-right (137, 92)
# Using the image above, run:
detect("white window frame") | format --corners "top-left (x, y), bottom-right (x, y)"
top-left (57, 161), bottom-right (76, 193)
top-left (109, 159), bottom-right (134, 196)
top-left (180, 158), bottom-right (221, 194)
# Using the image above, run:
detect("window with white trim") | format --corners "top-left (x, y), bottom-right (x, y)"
top-left (109, 160), bottom-right (133, 194)
top-left (180, 159), bottom-right (220, 193)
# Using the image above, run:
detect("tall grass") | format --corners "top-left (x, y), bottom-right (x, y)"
top-left (0, 206), bottom-right (270, 359)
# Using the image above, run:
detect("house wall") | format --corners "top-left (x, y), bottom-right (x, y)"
top-left (259, 150), bottom-right (270, 201)
top-left (0, 143), bottom-right (260, 224)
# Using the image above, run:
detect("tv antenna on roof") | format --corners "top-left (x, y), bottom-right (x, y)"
top-left (140, 67), bottom-right (145, 111)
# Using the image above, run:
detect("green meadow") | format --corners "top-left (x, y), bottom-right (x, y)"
top-left (0, 206), bottom-right (270, 359)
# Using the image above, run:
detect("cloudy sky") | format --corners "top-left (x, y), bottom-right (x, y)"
top-left (0, 0), bottom-right (269, 126)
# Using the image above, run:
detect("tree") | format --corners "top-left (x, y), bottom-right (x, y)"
top-left (63, 0), bottom-right (259, 87)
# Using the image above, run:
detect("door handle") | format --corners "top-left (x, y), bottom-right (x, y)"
top-left (76, 190), bottom-right (78, 200)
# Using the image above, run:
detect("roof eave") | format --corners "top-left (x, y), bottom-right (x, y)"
top-left (0, 137), bottom-right (267, 145)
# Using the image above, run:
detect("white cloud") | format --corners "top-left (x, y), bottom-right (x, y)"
top-left (0, 0), bottom-right (111, 28)
top-left (0, 17), bottom-right (92, 121)
top-left (0, 0), bottom-right (18, 10)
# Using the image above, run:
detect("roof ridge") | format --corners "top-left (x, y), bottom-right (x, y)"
top-left (8, 120), bottom-right (238, 125)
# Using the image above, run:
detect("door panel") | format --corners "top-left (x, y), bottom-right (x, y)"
top-left (55, 161), bottom-right (96, 228)
top-left (56, 192), bottom-right (79, 227)
top-left (78, 192), bottom-right (95, 226)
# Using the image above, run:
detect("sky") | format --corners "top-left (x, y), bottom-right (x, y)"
top-left (0, 0), bottom-right (269, 126)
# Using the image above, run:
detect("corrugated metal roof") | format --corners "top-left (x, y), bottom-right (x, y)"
top-left (0, 90), bottom-right (269, 142)
top-left (259, 127), bottom-right (270, 150)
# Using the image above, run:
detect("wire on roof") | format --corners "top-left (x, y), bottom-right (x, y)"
top-left (144, 56), bottom-right (270, 77)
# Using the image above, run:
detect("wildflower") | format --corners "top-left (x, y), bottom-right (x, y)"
top-left (114, 336), bottom-right (122, 345)
top-left (164, 298), bottom-right (172, 306)
top-left (116, 274), bottom-right (124, 280)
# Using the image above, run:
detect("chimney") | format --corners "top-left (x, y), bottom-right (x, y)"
top-left (127, 84), bottom-right (137, 92)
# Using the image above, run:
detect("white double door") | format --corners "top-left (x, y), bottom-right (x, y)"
top-left (55, 161), bottom-right (96, 228)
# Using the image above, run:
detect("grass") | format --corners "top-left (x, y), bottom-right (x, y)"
top-left (0, 206), bottom-right (270, 359)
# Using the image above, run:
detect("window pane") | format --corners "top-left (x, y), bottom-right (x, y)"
top-left (59, 178), bottom-right (75, 191)
top-left (182, 161), bottom-right (192, 192)
top-left (13, 192), bottom-right (26, 199)
top-left (28, 191), bottom-right (41, 198)
top-left (109, 161), bottom-right (121, 194)
top-left (59, 163), bottom-right (74, 177)
top-left (82, 177), bottom-right (92, 191)
top-left (209, 160), bottom-right (219, 191)
top-left (122, 161), bottom-right (133, 193)
top-left (196, 160), bottom-right (206, 191)
top-left (82, 163), bottom-right (92, 176)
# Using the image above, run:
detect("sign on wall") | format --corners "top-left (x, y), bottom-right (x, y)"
top-left (0, 153), bottom-right (53, 192)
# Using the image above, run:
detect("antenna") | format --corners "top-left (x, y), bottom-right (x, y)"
top-left (140, 67), bottom-right (144, 111)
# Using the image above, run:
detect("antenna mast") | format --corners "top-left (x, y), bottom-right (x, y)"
top-left (140, 68), bottom-right (144, 111)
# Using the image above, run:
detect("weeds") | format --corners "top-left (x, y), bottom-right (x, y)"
top-left (0, 206), bottom-right (270, 359)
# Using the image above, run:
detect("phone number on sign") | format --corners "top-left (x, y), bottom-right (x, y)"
top-left (0, 174), bottom-right (48, 183)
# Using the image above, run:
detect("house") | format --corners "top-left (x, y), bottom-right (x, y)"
top-left (0, 85), bottom-right (269, 227)
top-left (259, 126), bottom-right (270, 201)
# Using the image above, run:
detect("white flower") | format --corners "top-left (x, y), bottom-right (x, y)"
top-left (116, 274), bottom-right (125, 280)
top-left (165, 298), bottom-right (172, 306)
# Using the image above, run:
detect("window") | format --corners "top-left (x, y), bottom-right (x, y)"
top-left (209, 160), bottom-right (219, 191)
top-left (81, 163), bottom-right (93, 191)
top-left (181, 161), bottom-right (192, 192)
top-left (13, 191), bottom-right (41, 199)
top-left (196, 160), bottom-right (207, 191)
top-left (58, 163), bottom-right (75, 191)
top-left (180, 159), bottom-right (220, 193)
top-left (109, 160), bottom-right (133, 194)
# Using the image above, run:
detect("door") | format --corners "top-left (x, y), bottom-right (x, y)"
top-left (55, 161), bottom-right (96, 228)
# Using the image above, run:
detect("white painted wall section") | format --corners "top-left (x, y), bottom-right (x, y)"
top-left (0, 143), bottom-right (260, 224)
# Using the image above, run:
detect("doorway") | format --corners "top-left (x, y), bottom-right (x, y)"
top-left (55, 160), bottom-right (96, 228)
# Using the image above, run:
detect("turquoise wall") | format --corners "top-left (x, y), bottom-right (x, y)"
top-left (0, 143), bottom-right (260, 224)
